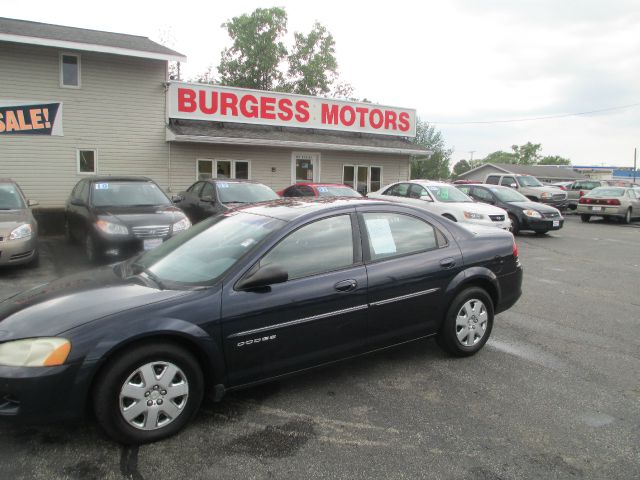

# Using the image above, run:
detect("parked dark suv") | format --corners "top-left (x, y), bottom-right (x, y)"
top-left (65, 176), bottom-right (191, 262)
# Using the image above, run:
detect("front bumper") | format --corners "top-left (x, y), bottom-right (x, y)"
top-left (577, 205), bottom-right (626, 217)
top-left (93, 231), bottom-right (179, 259)
top-left (0, 235), bottom-right (38, 266)
top-left (0, 363), bottom-right (85, 422)
top-left (540, 198), bottom-right (568, 210)
top-left (522, 216), bottom-right (564, 232)
top-left (462, 218), bottom-right (511, 231)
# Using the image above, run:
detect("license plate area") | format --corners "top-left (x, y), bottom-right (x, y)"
top-left (553, 220), bottom-right (560, 227)
top-left (591, 206), bottom-right (602, 211)
top-left (143, 238), bottom-right (163, 250)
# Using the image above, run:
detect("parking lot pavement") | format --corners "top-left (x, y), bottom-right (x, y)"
top-left (1, 216), bottom-right (639, 480)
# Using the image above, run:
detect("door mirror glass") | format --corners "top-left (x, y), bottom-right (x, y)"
top-left (70, 198), bottom-right (85, 206)
top-left (171, 195), bottom-right (183, 203)
top-left (237, 265), bottom-right (289, 290)
top-left (27, 199), bottom-right (39, 207)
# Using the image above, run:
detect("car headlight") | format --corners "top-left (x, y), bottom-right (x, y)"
top-left (9, 223), bottom-right (33, 240)
top-left (172, 217), bottom-right (191, 233)
top-left (0, 338), bottom-right (71, 367)
top-left (523, 209), bottom-right (542, 218)
top-left (463, 211), bottom-right (485, 220)
top-left (541, 192), bottom-right (552, 199)
top-left (95, 219), bottom-right (128, 235)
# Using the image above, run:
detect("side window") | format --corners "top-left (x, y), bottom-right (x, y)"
top-left (457, 186), bottom-right (471, 195)
top-left (383, 183), bottom-right (410, 197)
top-left (571, 182), bottom-right (582, 190)
top-left (472, 187), bottom-right (493, 202)
top-left (260, 215), bottom-right (354, 280)
top-left (188, 182), bottom-right (205, 196)
top-left (200, 182), bottom-right (215, 199)
top-left (71, 181), bottom-right (82, 199)
top-left (298, 186), bottom-right (315, 197)
top-left (501, 176), bottom-right (516, 187)
top-left (362, 212), bottom-right (438, 261)
top-left (486, 176), bottom-right (500, 185)
top-left (282, 186), bottom-right (297, 197)
top-left (80, 181), bottom-right (90, 204)
top-left (628, 189), bottom-right (636, 199)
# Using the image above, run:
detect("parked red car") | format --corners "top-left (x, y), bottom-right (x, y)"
top-left (278, 183), bottom-right (362, 198)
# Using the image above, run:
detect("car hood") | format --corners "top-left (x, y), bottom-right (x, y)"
top-left (458, 202), bottom-right (508, 216)
top-left (0, 209), bottom-right (33, 236)
top-left (524, 185), bottom-right (562, 194)
top-left (94, 205), bottom-right (185, 227)
top-left (0, 266), bottom-right (189, 340)
top-left (508, 201), bottom-right (560, 213)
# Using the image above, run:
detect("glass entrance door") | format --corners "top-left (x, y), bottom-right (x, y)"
top-left (293, 153), bottom-right (319, 183)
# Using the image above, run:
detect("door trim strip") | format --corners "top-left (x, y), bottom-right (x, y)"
top-left (228, 304), bottom-right (370, 339)
top-left (370, 287), bottom-right (440, 307)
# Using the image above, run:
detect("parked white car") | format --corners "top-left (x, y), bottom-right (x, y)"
top-left (368, 180), bottom-right (511, 230)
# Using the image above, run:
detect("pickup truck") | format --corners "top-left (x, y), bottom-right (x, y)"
top-left (485, 173), bottom-right (568, 210)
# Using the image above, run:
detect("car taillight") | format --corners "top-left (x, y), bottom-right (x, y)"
top-left (513, 240), bottom-right (518, 259)
top-left (579, 197), bottom-right (591, 204)
top-left (559, 186), bottom-right (566, 191)
top-left (607, 199), bottom-right (620, 205)
top-left (579, 190), bottom-right (585, 197)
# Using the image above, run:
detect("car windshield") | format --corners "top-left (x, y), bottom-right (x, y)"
top-left (0, 184), bottom-right (25, 210)
top-left (216, 182), bottom-right (279, 204)
top-left (133, 212), bottom-right (285, 286)
top-left (490, 187), bottom-right (529, 203)
top-left (425, 185), bottom-right (473, 203)
top-left (588, 187), bottom-right (625, 197)
top-left (316, 186), bottom-right (362, 197)
top-left (516, 176), bottom-right (543, 187)
top-left (91, 181), bottom-right (171, 207)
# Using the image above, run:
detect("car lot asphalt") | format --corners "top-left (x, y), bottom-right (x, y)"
top-left (0, 215), bottom-right (639, 480)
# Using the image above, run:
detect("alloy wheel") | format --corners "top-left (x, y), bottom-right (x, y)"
top-left (455, 299), bottom-right (488, 347)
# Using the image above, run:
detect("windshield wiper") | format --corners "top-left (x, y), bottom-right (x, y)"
top-left (131, 262), bottom-right (166, 290)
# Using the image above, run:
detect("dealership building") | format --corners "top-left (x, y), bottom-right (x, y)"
top-left (0, 17), bottom-right (426, 229)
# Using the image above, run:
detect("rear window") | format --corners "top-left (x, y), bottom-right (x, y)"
top-left (589, 187), bottom-right (625, 197)
top-left (486, 176), bottom-right (500, 185)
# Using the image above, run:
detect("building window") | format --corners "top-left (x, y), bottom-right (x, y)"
top-left (60, 53), bottom-right (81, 88)
top-left (343, 165), bottom-right (383, 195)
top-left (77, 149), bottom-right (97, 174)
top-left (292, 153), bottom-right (320, 183)
top-left (197, 159), bottom-right (250, 180)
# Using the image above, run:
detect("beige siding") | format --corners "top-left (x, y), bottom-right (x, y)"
top-left (168, 143), bottom-right (411, 193)
top-left (0, 43), bottom-right (169, 207)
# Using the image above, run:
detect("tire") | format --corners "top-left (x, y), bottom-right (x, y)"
top-left (508, 214), bottom-right (520, 235)
top-left (535, 230), bottom-right (549, 235)
top-left (623, 208), bottom-right (632, 224)
top-left (93, 341), bottom-right (204, 445)
top-left (442, 213), bottom-right (457, 222)
top-left (580, 214), bottom-right (591, 223)
top-left (85, 233), bottom-right (101, 263)
top-left (64, 219), bottom-right (74, 244)
top-left (436, 287), bottom-right (494, 357)
top-left (27, 249), bottom-right (40, 268)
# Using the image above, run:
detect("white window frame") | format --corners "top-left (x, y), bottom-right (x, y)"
top-left (342, 165), bottom-right (383, 194)
top-left (77, 149), bottom-right (97, 175)
top-left (291, 152), bottom-right (321, 184)
top-left (60, 52), bottom-right (81, 89)
top-left (195, 158), bottom-right (252, 180)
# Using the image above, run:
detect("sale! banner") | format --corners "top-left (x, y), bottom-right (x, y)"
top-left (0, 101), bottom-right (63, 136)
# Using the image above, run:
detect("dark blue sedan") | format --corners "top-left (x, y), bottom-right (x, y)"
top-left (0, 198), bottom-right (522, 444)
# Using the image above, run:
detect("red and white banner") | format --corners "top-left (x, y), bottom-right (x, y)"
top-left (167, 82), bottom-right (416, 137)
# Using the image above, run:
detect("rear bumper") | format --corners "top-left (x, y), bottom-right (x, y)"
top-left (0, 236), bottom-right (38, 266)
top-left (495, 265), bottom-right (523, 314)
top-left (576, 205), bottom-right (627, 217)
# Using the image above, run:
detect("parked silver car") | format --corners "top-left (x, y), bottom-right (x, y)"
top-left (0, 180), bottom-right (39, 266)
top-left (565, 180), bottom-right (607, 210)
top-left (577, 186), bottom-right (640, 224)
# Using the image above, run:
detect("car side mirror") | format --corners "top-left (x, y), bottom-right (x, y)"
top-left (70, 198), bottom-right (85, 207)
top-left (237, 265), bottom-right (288, 290)
top-left (27, 199), bottom-right (39, 207)
top-left (171, 195), bottom-right (183, 203)
top-left (420, 195), bottom-right (432, 202)
top-left (201, 195), bottom-right (215, 203)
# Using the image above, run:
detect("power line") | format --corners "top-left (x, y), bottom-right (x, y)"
top-left (424, 101), bottom-right (640, 125)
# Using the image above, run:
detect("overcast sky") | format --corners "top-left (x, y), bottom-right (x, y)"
top-left (4, 0), bottom-right (639, 167)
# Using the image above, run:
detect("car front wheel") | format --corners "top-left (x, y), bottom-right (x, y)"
top-left (93, 341), bottom-right (204, 444)
top-left (437, 287), bottom-right (494, 357)
top-left (580, 214), bottom-right (591, 223)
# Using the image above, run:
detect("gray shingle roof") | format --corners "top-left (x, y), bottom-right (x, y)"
top-left (0, 17), bottom-right (185, 61)
top-left (168, 120), bottom-right (429, 156)
top-left (490, 163), bottom-right (586, 180)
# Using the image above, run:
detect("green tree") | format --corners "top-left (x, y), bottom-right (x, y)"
top-left (484, 150), bottom-right (517, 164)
top-left (452, 159), bottom-right (472, 176)
top-left (410, 120), bottom-right (452, 180)
top-left (511, 142), bottom-right (542, 164)
top-left (218, 7), bottom-right (288, 91)
top-left (539, 155), bottom-right (571, 165)
top-left (285, 22), bottom-right (338, 95)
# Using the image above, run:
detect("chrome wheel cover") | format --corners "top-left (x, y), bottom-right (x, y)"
top-left (455, 299), bottom-right (489, 347)
top-left (119, 361), bottom-right (189, 431)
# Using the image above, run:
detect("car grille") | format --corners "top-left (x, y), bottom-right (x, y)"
top-left (489, 215), bottom-right (505, 222)
top-left (131, 225), bottom-right (171, 238)
top-left (543, 212), bottom-right (560, 218)
top-left (552, 193), bottom-right (567, 201)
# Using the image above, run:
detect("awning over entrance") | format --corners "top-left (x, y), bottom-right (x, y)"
top-left (166, 120), bottom-right (430, 157)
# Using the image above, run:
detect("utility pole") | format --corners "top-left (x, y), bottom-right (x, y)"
top-left (469, 151), bottom-right (476, 162)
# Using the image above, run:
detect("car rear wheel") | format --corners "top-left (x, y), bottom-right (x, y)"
top-left (93, 341), bottom-right (204, 445)
top-left (623, 208), bottom-right (632, 224)
top-left (508, 214), bottom-right (520, 235)
top-left (581, 214), bottom-right (591, 223)
top-left (437, 287), bottom-right (494, 357)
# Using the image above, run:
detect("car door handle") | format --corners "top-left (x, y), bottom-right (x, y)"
top-left (334, 279), bottom-right (357, 292)
top-left (440, 257), bottom-right (456, 269)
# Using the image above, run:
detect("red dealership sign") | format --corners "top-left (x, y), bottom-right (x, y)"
top-left (167, 82), bottom-right (416, 137)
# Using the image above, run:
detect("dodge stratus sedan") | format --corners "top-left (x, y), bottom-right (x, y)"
top-left (0, 198), bottom-right (522, 444)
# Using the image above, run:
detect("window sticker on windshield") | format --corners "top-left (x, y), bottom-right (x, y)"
top-left (241, 238), bottom-right (256, 248)
top-left (428, 186), bottom-right (440, 192)
top-left (218, 182), bottom-right (229, 188)
top-left (95, 183), bottom-right (109, 190)
top-left (365, 218), bottom-right (397, 255)
top-left (440, 190), bottom-right (449, 199)
top-left (317, 186), bottom-right (329, 193)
